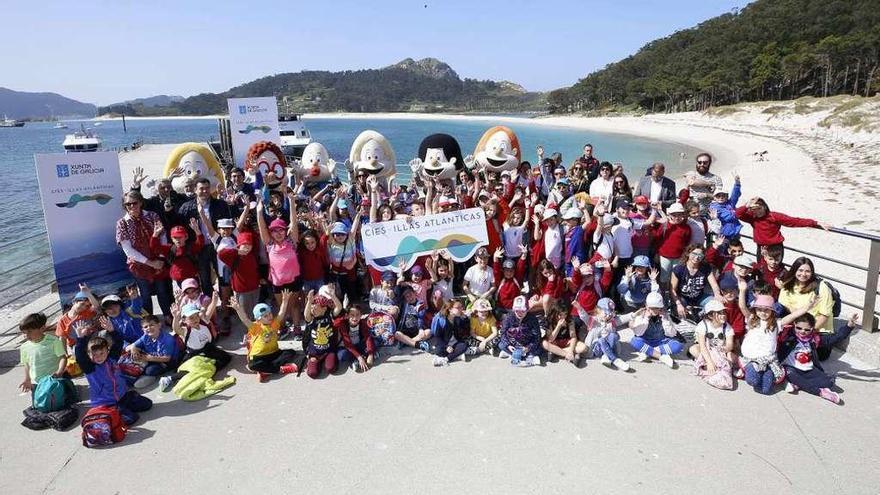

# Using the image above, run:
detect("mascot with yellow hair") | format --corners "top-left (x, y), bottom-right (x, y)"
top-left (468, 126), bottom-right (521, 174)
top-left (345, 130), bottom-right (396, 189)
top-left (163, 143), bottom-right (226, 194)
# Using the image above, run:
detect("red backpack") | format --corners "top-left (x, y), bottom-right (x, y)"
top-left (81, 405), bottom-right (126, 447)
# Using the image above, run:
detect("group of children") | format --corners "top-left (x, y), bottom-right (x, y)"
top-left (19, 142), bottom-right (859, 444)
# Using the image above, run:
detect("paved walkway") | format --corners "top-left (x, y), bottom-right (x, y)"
top-left (1, 332), bottom-right (879, 495)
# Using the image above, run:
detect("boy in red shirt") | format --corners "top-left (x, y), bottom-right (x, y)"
top-left (218, 231), bottom-right (261, 320)
top-left (492, 247), bottom-right (527, 316)
top-left (151, 218), bottom-right (204, 290)
top-left (753, 244), bottom-right (786, 299)
top-left (652, 202), bottom-right (692, 287)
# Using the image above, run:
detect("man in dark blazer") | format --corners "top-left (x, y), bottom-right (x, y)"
top-left (177, 178), bottom-right (233, 294)
top-left (635, 162), bottom-right (677, 209)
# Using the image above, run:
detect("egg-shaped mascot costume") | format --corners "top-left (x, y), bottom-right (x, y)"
top-left (163, 143), bottom-right (226, 194)
top-left (292, 142), bottom-right (337, 185)
top-left (408, 133), bottom-right (464, 181)
top-left (470, 126), bottom-right (521, 174)
top-left (245, 140), bottom-right (287, 191)
top-left (345, 130), bottom-right (396, 189)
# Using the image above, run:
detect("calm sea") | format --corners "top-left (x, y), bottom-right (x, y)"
top-left (0, 117), bottom-right (698, 313)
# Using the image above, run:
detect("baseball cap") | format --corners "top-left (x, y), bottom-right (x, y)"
top-left (751, 295), bottom-right (776, 310)
top-left (667, 203), bottom-right (686, 214)
top-left (596, 298), bottom-right (615, 314)
top-left (646, 292), bottom-right (665, 308)
top-left (338, 199), bottom-right (349, 210)
top-left (73, 291), bottom-right (89, 302)
top-left (170, 226), bottom-right (188, 238)
top-left (268, 219), bottom-right (287, 231)
top-left (182, 303), bottom-right (201, 317)
top-left (330, 222), bottom-right (349, 235)
top-left (561, 208), bottom-right (582, 220)
top-left (601, 213), bottom-right (615, 225)
top-left (719, 275), bottom-right (738, 292)
top-left (237, 231), bottom-right (255, 247)
top-left (473, 299), bottom-right (492, 312)
top-left (252, 303), bottom-right (272, 320)
top-left (632, 255), bottom-right (651, 268)
top-left (217, 218), bottom-right (235, 229)
top-left (411, 265), bottom-right (424, 275)
top-left (703, 299), bottom-right (725, 313)
top-left (634, 195), bottom-right (649, 205)
top-left (181, 278), bottom-right (199, 291)
top-left (100, 295), bottom-right (122, 307)
top-left (502, 259), bottom-right (516, 270)
top-left (542, 208), bottom-right (558, 220)
top-left (381, 271), bottom-right (397, 282)
top-left (733, 254), bottom-right (752, 268)
top-left (615, 198), bottom-right (632, 210)
top-left (556, 177), bottom-right (570, 186)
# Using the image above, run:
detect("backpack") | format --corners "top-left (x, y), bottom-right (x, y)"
top-left (22, 406), bottom-right (79, 431)
top-left (33, 376), bottom-right (69, 413)
top-left (81, 405), bottom-right (126, 448)
top-left (815, 279), bottom-right (842, 318)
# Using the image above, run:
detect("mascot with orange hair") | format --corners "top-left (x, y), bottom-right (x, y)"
top-left (467, 126), bottom-right (521, 174)
top-left (244, 140), bottom-right (288, 192)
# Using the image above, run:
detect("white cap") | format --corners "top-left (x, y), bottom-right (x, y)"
top-left (703, 300), bottom-right (725, 313)
top-left (646, 292), bottom-right (665, 308)
top-left (561, 208), bottom-right (582, 220)
top-left (733, 255), bottom-right (752, 268)
top-left (542, 208), bottom-right (558, 220)
top-left (101, 295), bottom-right (121, 306)
top-left (667, 203), bottom-right (686, 214)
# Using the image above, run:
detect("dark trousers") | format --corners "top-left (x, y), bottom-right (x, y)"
top-left (198, 244), bottom-right (218, 295)
top-left (248, 349), bottom-right (297, 374)
top-left (118, 390), bottom-right (153, 425)
top-left (306, 352), bottom-right (337, 378)
top-left (134, 276), bottom-right (173, 317)
top-left (337, 342), bottom-right (371, 362)
top-left (785, 365), bottom-right (834, 394)
top-left (432, 336), bottom-right (468, 362)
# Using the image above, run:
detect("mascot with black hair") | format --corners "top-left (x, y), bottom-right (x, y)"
top-left (408, 133), bottom-right (465, 182)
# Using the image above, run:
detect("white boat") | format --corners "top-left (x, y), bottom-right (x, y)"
top-left (53, 122), bottom-right (68, 129)
top-left (278, 113), bottom-right (312, 160)
top-left (62, 125), bottom-right (102, 152)
top-left (0, 115), bottom-right (25, 128)
top-left (93, 122), bottom-right (103, 126)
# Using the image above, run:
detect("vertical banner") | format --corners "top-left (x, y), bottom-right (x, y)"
top-left (227, 97), bottom-right (281, 168)
top-left (34, 151), bottom-right (130, 303)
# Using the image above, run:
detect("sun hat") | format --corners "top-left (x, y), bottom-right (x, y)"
top-left (751, 295), bottom-right (776, 310)
top-left (181, 278), bottom-right (199, 291)
top-left (330, 222), bottom-right (349, 235)
top-left (703, 299), bottom-right (725, 314)
top-left (237, 232), bottom-right (254, 246)
top-left (100, 295), bottom-right (122, 307)
top-left (252, 303), bottom-right (272, 320)
top-left (596, 298), bottom-right (615, 314)
top-left (632, 255), bottom-right (651, 268)
top-left (667, 203), bottom-right (686, 214)
top-left (542, 208), bottom-right (558, 220)
top-left (182, 303), bottom-right (201, 317)
top-left (170, 226), bottom-right (188, 239)
top-left (473, 299), bottom-right (492, 312)
top-left (561, 208), bottom-right (582, 220)
top-left (646, 292), bottom-right (665, 309)
top-left (268, 218), bottom-right (287, 231)
top-left (217, 218), bottom-right (235, 229)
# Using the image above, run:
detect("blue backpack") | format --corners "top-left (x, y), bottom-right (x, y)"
top-left (33, 376), bottom-right (68, 413)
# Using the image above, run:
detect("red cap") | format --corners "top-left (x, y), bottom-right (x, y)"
top-left (269, 219), bottom-right (287, 231)
top-left (237, 232), bottom-right (254, 246)
top-left (634, 195), bottom-right (649, 205)
top-left (170, 226), bottom-right (188, 239)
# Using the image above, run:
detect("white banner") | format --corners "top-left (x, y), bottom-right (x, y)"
top-left (361, 208), bottom-right (488, 272)
top-left (227, 97), bottom-right (281, 168)
top-left (34, 151), bottom-right (130, 303)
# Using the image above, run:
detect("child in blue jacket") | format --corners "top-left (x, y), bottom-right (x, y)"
top-left (73, 317), bottom-right (152, 425)
top-left (100, 285), bottom-right (145, 346)
top-left (708, 176), bottom-right (742, 239)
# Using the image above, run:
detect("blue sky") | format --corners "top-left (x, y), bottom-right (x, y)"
top-left (3, 0), bottom-right (751, 105)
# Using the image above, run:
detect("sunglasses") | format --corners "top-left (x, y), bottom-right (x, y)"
top-left (124, 201), bottom-right (139, 207)
top-left (614, 180), bottom-right (625, 184)
top-left (689, 253), bottom-right (705, 259)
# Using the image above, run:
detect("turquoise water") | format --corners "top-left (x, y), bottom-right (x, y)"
top-left (0, 117), bottom-right (698, 309)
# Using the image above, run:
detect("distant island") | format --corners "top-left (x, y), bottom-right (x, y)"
top-left (0, 87), bottom-right (97, 120)
top-left (98, 58), bottom-right (547, 117)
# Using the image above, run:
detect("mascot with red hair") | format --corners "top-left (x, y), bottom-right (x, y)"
top-left (245, 140), bottom-right (288, 192)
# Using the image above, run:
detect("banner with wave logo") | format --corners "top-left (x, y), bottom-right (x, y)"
top-left (34, 152), bottom-right (129, 303)
top-left (227, 97), bottom-right (280, 168)
top-left (361, 208), bottom-right (489, 272)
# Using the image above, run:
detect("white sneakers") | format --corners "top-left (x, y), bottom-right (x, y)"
top-left (612, 358), bottom-right (630, 371)
top-left (159, 376), bottom-right (173, 392)
top-left (634, 352), bottom-right (649, 362)
top-left (600, 354), bottom-right (612, 366)
top-left (465, 346), bottom-right (479, 356)
top-left (785, 382), bottom-right (798, 394)
top-left (499, 350), bottom-right (511, 359)
top-left (658, 354), bottom-right (675, 368)
top-left (433, 356), bottom-right (449, 367)
top-left (530, 355), bottom-right (541, 366)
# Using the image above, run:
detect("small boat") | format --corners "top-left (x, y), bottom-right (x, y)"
top-left (93, 122), bottom-right (103, 126)
top-left (62, 125), bottom-right (102, 152)
top-left (53, 122), bottom-right (68, 129)
top-left (0, 115), bottom-right (25, 128)
top-left (278, 113), bottom-right (312, 160)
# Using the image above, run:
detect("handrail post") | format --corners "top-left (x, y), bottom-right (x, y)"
top-left (863, 239), bottom-right (880, 332)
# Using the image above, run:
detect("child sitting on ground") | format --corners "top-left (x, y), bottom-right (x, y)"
top-left (396, 285), bottom-right (431, 350)
top-left (230, 290), bottom-right (299, 383)
top-left (369, 271), bottom-right (400, 317)
top-left (100, 285), bottom-right (145, 346)
top-left (616, 256), bottom-right (660, 311)
top-left (778, 313), bottom-right (858, 405)
top-left (125, 315), bottom-right (181, 389)
top-left (429, 299), bottom-right (470, 366)
top-left (573, 298), bottom-right (631, 371)
top-left (689, 300), bottom-right (735, 390)
top-left (335, 305), bottom-right (377, 372)
top-left (303, 287), bottom-right (343, 379)
top-left (398, 261), bottom-right (432, 307)
top-left (498, 296), bottom-right (543, 367)
top-left (162, 302), bottom-right (233, 392)
top-left (18, 313), bottom-right (67, 393)
top-left (628, 292), bottom-right (684, 368)
top-left (466, 298), bottom-right (499, 356)
top-left (543, 303), bottom-right (587, 366)
top-left (73, 318), bottom-right (152, 425)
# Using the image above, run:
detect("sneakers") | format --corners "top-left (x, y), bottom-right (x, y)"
top-left (350, 362), bottom-right (359, 371)
top-left (433, 356), bottom-right (449, 367)
top-left (529, 355), bottom-right (541, 367)
top-left (499, 350), bottom-right (511, 359)
top-left (785, 382), bottom-right (798, 394)
top-left (465, 346), bottom-right (479, 356)
top-left (612, 358), bottom-right (630, 372)
top-left (819, 388), bottom-right (841, 404)
top-left (279, 363), bottom-right (299, 375)
top-left (418, 341), bottom-right (431, 353)
top-left (159, 376), bottom-right (173, 392)
top-left (634, 352), bottom-right (649, 362)
top-left (258, 372), bottom-right (269, 383)
top-left (734, 368), bottom-right (745, 379)
top-left (600, 354), bottom-right (612, 366)
top-left (133, 375), bottom-right (158, 389)
top-left (658, 354), bottom-right (675, 368)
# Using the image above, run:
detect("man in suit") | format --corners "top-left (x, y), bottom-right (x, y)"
top-left (177, 178), bottom-right (233, 294)
top-left (634, 162), bottom-right (677, 210)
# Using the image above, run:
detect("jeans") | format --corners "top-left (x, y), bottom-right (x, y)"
top-left (591, 332), bottom-right (620, 361)
top-left (134, 276), bottom-right (173, 317)
top-left (337, 342), bottom-right (370, 363)
top-left (629, 336), bottom-right (683, 356)
top-left (117, 390), bottom-right (153, 425)
top-left (198, 244), bottom-right (218, 295)
top-left (744, 362), bottom-right (775, 395)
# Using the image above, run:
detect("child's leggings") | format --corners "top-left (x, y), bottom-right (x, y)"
top-left (744, 363), bottom-right (775, 395)
top-left (248, 350), bottom-right (297, 374)
top-left (307, 352), bottom-right (337, 379)
top-left (591, 332), bottom-right (621, 361)
top-left (784, 365), bottom-right (834, 394)
top-left (629, 336), bottom-right (683, 356)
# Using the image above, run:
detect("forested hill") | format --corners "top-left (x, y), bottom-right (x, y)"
top-left (548, 0), bottom-right (880, 114)
top-left (99, 58), bottom-right (546, 116)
